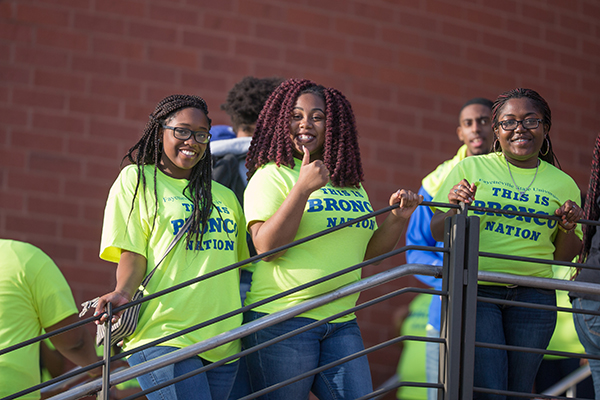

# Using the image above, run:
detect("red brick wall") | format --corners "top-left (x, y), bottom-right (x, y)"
top-left (2, 0), bottom-right (599, 391)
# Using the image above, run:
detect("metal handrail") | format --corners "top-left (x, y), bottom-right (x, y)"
top-left (47, 263), bottom-right (440, 400)
top-left (3, 200), bottom-right (597, 400)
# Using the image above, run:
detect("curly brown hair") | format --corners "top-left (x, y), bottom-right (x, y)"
top-left (579, 133), bottom-right (600, 264)
top-left (245, 78), bottom-right (364, 188)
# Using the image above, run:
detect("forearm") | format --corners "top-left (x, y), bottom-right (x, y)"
top-left (364, 214), bottom-right (407, 260)
top-left (47, 315), bottom-right (101, 375)
top-left (250, 185), bottom-right (312, 259)
top-left (114, 251), bottom-right (147, 298)
top-left (430, 209), bottom-right (457, 242)
top-left (553, 230), bottom-right (582, 262)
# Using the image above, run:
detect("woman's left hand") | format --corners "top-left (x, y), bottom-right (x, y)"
top-left (555, 200), bottom-right (583, 231)
top-left (390, 189), bottom-right (423, 220)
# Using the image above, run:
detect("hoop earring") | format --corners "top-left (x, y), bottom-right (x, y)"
top-left (200, 151), bottom-right (207, 160)
top-left (540, 136), bottom-right (550, 156)
top-left (493, 136), bottom-right (500, 152)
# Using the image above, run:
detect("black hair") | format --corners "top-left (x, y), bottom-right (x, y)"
top-left (460, 97), bottom-right (494, 115)
top-left (124, 94), bottom-right (213, 243)
top-left (491, 88), bottom-right (559, 167)
top-left (221, 76), bottom-right (284, 133)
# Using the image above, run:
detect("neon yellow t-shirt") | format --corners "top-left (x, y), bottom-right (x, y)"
top-left (243, 161), bottom-right (377, 322)
top-left (432, 152), bottom-right (582, 280)
top-left (100, 165), bottom-right (249, 362)
top-left (0, 240), bottom-right (77, 400)
top-left (396, 293), bottom-right (430, 400)
top-left (545, 265), bottom-right (585, 359)
top-left (422, 144), bottom-right (468, 197)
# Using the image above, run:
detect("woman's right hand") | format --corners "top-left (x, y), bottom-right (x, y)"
top-left (93, 251), bottom-right (147, 324)
top-left (448, 179), bottom-right (476, 204)
top-left (297, 146), bottom-right (329, 194)
top-left (93, 290), bottom-right (132, 325)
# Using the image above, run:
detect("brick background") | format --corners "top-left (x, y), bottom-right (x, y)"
top-left (1, 0), bottom-right (599, 394)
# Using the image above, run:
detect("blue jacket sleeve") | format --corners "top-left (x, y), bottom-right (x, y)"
top-left (405, 186), bottom-right (443, 290)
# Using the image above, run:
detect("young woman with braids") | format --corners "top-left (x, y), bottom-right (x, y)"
top-left (92, 94), bottom-right (249, 399)
top-left (431, 88), bottom-right (583, 399)
top-left (241, 78), bottom-right (422, 400)
top-left (570, 133), bottom-right (600, 398)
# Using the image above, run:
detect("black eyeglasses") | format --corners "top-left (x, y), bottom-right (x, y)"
top-left (497, 118), bottom-right (543, 131)
top-left (162, 124), bottom-right (212, 144)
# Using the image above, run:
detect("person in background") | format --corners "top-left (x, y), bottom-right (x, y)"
top-left (243, 78), bottom-right (422, 399)
top-left (405, 97), bottom-right (493, 400)
top-left (212, 76), bottom-right (284, 399)
top-left (212, 76), bottom-right (284, 205)
top-left (0, 239), bottom-right (101, 400)
top-left (534, 265), bottom-right (593, 398)
top-left (570, 132), bottom-right (600, 398)
top-left (395, 293), bottom-right (431, 400)
top-left (92, 94), bottom-right (249, 400)
top-left (431, 88), bottom-right (583, 399)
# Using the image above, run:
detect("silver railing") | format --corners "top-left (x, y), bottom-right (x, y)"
top-left (3, 201), bottom-right (599, 400)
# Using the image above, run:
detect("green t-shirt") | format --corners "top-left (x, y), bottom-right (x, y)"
top-left (244, 161), bottom-right (377, 322)
top-left (432, 153), bottom-right (582, 280)
top-left (100, 165), bottom-right (249, 362)
top-left (396, 293), bottom-right (430, 400)
top-left (545, 265), bottom-right (585, 359)
top-left (0, 240), bottom-right (77, 400)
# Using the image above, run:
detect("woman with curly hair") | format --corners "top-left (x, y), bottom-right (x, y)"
top-left (93, 94), bottom-right (249, 400)
top-left (242, 78), bottom-right (422, 399)
top-left (431, 88), bottom-right (583, 399)
top-left (570, 132), bottom-right (600, 398)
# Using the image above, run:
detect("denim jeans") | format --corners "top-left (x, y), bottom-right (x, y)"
top-left (425, 325), bottom-right (440, 400)
top-left (473, 285), bottom-right (556, 400)
top-left (127, 345), bottom-right (238, 400)
top-left (572, 297), bottom-right (600, 398)
top-left (242, 311), bottom-right (373, 400)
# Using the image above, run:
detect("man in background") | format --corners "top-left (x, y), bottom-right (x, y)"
top-left (405, 97), bottom-right (494, 400)
top-left (210, 76), bottom-right (283, 400)
top-left (211, 76), bottom-right (283, 204)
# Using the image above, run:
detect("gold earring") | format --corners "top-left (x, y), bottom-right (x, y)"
top-left (540, 136), bottom-right (550, 156)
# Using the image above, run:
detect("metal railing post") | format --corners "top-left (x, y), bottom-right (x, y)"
top-left (99, 302), bottom-right (112, 400)
top-left (439, 210), bottom-right (467, 400)
top-left (459, 215), bottom-right (480, 399)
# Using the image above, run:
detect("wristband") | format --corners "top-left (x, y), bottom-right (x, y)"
top-left (558, 224), bottom-right (575, 234)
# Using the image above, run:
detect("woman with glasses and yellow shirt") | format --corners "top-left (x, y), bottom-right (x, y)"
top-left (430, 88), bottom-right (583, 400)
top-left (92, 95), bottom-right (249, 400)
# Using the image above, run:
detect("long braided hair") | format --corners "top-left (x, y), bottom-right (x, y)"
top-left (579, 133), bottom-right (600, 264)
top-left (246, 78), bottom-right (364, 188)
top-left (491, 88), bottom-right (560, 167)
top-left (124, 94), bottom-right (213, 243)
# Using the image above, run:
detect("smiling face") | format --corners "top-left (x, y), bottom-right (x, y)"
top-left (289, 93), bottom-right (326, 162)
top-left (495, 97), bottom-right (547, 168)
top-left (457, 104), bottom-right (493, 156)
top-left (159, 107), bottom-right (210, 179)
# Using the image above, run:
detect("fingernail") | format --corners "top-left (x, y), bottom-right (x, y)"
top-left (93, 311), bottom-right (98, 316)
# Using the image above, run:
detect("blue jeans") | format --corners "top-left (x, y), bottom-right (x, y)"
top-left (242, 311), bottom-right (373, 400)
top-left (425, 325), bottom-right (440, 400)
top-left (473, 286), bottom-right (556, 400)
top-left (572, 297), bottom-right (600, 398)
top-left (127, 345), bottom-right (238, 400)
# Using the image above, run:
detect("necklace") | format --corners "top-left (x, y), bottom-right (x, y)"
top-left (505, 156), bottom-right (539, 201)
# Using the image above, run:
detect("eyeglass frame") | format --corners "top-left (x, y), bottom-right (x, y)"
top-left (161, 124), bottom-right (212, 144)
top-left (496, 118), bottom-right (544, 131)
